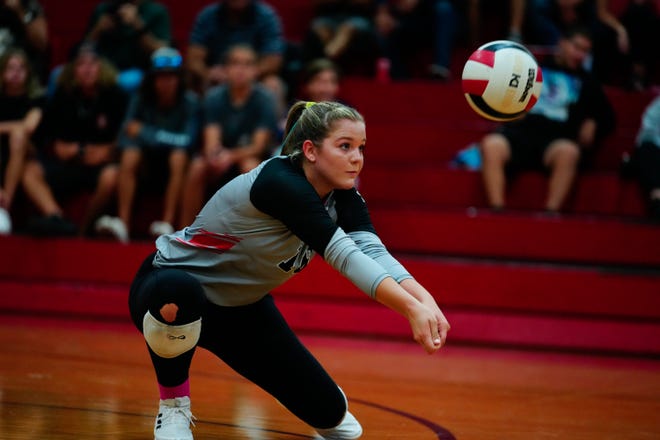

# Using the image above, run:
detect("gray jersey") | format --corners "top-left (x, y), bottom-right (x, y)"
top-left (154, 156), bottom-right (411, 306)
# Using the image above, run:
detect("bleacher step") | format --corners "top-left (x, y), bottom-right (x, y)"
top-left (1, 236), bottom-right (658, 355)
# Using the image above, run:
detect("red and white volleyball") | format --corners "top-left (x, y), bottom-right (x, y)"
top-left (462, 40), bottom-right (543, 122)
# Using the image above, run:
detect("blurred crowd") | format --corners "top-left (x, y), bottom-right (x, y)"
top-left (0, 0), bottom-right (658, 239)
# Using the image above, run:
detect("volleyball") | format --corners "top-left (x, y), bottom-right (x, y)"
top-left (461, 40), bottom-right (543, 122)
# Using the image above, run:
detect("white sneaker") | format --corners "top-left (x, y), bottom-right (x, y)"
top-left (315, 411), bottom-right (363, 439)
top-left (154, 396), bottom-right (195, 440)
top-left (149, 220), bottom-right (174, 237)
top-left (0, 207), bottom-right (11, 235)
top-left (95, 215), bottom-right (129, 243)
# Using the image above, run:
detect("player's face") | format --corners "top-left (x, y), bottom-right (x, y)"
top-left (307, 119), bottom-right (365, 195)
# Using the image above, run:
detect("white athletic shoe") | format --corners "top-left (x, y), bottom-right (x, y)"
top-left (0, 207), bottom-right (11, 235)
top-left (314, 411), bottom-right (363, 439)
top-left (149, 220), bottom-right (174, 237)
top-left (95, 215), bottom-right (129, 243)
top-left (154, 396), bottom-right (195, 440)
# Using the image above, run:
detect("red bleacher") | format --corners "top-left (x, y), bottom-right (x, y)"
top-left (3, 0), bottom-right (657, 356)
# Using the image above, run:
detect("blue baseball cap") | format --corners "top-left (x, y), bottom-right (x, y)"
top-left (151, 47), bottom-right (183, 72)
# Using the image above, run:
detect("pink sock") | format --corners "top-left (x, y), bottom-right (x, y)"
top-left (159, 379), bottom-right (190, 400)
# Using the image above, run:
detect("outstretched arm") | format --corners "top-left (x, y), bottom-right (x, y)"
top-left (374, 277), bottom-right (450, 354)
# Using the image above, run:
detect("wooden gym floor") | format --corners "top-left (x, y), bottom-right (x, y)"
top-left (1, 314), bottom-right (659, 440)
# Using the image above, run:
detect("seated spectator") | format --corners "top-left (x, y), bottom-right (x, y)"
top-left (81, 0), bottom-right (172, 92)
top-left (300, 0), bottom-right (378, 76)
top-left (0, 0), bottom-right (49, 82)
top-left (629, 94), bottom-right (660, 221)
top-left (186, 0), bottom-right (285, 93)
top-left (0, 48), bottom-right (44, 234)
top-left (22, 44), bottom-right (127, 236)
top-left (524, 0), bottom-right (630, 85)
top-left (298, 58), bottom-right (342, 103)
top-left (374, 0), bottom-right (458, 81)
top-left (95, 47), bottom-right (200, 243)
top-left (478, 26), bottom-right (614, 214)
top-left (179, 44), bottom-right (278, 226)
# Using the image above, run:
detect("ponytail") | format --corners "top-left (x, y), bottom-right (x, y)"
top-left (281, 101), bottom-right (364, 164)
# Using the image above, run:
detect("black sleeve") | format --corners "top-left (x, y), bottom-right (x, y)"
top-left (250, 159), bottom-right (339, 255)
top-left (333, 189), bottom-right (377, 234)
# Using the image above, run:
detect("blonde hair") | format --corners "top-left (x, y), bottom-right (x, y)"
top-left (281, 101), bottom-right (364, 164)
top-left (56, 54), bottom-right (118, 93)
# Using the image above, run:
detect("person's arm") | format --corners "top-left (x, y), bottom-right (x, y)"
top-left (228, 128), bottom-right (271, 162)
top-left (251, 163), bottom-right (450, 353)
top-left (374, 277), bottom-right (448, 353)
top-left (24, 13), bottom-right (48, 52)
top-left (595, 0), bottom-right (629, 53)
top-left (117, 3), bottom-right (169, 53)
top-left (81, 142), bottom-right (114, 166)
top-left (187, 7), bottom-right (214, 88)
top-left (338, 192), bottom-right (450, 351)
top-left (203, 123), bottom-right (222, 153)
top-left (0, 106), bottom-right (41, 134)
top-left (258, 54), bottom-right (283, 79)
top-left (5, 0), bottom-right (48, 51)
top-left (23, 107), bottom-right (42, 133)
top-left (256, 5), bottom-right (285, 77)
top-left (187, 44), bottom-right (209, 88)
top-left (84, 5), bottom-right (115, 42)
top-left (52, 140), bottom-right (81, 161)
top-left (577, 118), bottom-right (597, 149)
top-left (0, 121), bottom-right (24, 134)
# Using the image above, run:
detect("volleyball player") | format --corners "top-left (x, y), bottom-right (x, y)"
top-left (128, 101), bottom-right (451, 440)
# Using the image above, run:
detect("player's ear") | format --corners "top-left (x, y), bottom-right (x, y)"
top-left (302, 140), bottom-right (317, 162)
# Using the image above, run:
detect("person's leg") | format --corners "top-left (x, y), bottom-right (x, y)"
top-left (2, 125), bottom-right (29, 210)
top-left (161, 149), bottom-right (189, 227)
top-left (430, 0), bottom-right (456, 80)
top-left (128, 259), bottom-right (207, 439)
top-left (480, 133), bottom-right (512, 209)
top-left (632, 142), bottom-right (660, 220)
top-left (179, 156), bottom-right (209, 228)
top-left (199, 295), bottom-right (361, 437)
top-left (21, 159), bottom-right (63, 216)
top-left (117, 148), bottom-right (142, 230)
top-left (543, 139), bottom-right (581, 212)
top-left (81, 164), bottom-right (118, 236)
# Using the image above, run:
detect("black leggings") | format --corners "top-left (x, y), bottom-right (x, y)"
top-left (128, 253), bottom-right (347, 429)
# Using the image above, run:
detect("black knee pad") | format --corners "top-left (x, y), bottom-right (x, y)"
top-left (146, 269), bottom-right (206, 325)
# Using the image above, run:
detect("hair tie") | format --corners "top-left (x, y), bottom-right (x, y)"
top-left (305, 101), bottom-right (316, 109)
